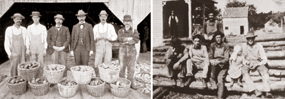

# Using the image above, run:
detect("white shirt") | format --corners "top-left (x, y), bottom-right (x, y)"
top-left (27, 23), bottom-right (48, 49)
top-left (93, 23), bottom-right (117, 41)
top-left (56, 25), bottom-right (62, 31)
top-left (79, 21), bottom-right (86, 29)
top-left (4, 25), bottom-right (27, 57)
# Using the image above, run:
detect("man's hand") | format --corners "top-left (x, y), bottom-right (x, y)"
top-left (89, 51), bottom-right (93, 56)
top-left (57, 46), bottom-right (65, 51)
top-left (26, 50), bottom-right (30, 56)
top-left (173, 62), bottom-right (180, 70)
top-left (53, 46), bottom-right (59, 51)
top-left (70, 51), bottom-right (74, 56)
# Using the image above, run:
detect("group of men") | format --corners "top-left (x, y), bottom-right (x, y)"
top-left (4, 9), bottom-right (140, 86)
top-left (166, 32), bottom-right (272, 98)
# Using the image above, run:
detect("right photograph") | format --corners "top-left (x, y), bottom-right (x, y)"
top-left (152, 0), bottom-right (285, 99)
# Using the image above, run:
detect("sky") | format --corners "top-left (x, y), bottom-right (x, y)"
top-left (215, 0), bottom-right (285, 13)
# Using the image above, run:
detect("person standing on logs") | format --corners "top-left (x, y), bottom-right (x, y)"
top-left (47, 14), bottom-right (70, 70)
top-left (70, 10), bottom-right (94, 65)
top-left (164, 37), bottom-right (188, 87)
top-left (168, 10), bottom-right (179, 38)
top-left (241, 31), bottom-right (272, 98)
top-left (203, 13), bottom-right (218, 49)
top-left (208, 31), bottom-right (230, 99)
top-left (117, 15), bottom-right (139, 87)
top-left (4, 13), bottom-right (27, 76)
top-left (174, 34), bottom-right (209, 88)
top-left (26, 11), bottom-right (48, 77)
top-left (93, 10), bottom-right (117, 72)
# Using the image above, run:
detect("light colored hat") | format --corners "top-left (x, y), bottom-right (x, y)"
top-left (123, 15), bottom-right (132, 21)
top-left (245, 31), bottom-right (257, 38)
top-left (30, 11), bottom-right (41, 17)
top-left (98, 10), bottom-right (108, 16)
top-left (54, 14), bottom-right (64, 20)
top-left (11, 13), bottom-right (25, 19)
top-left (76, 10), bottom-right (87, 16)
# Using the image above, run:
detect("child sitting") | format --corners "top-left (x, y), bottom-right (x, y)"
top-left (228, 45), bottom-right (243, 87)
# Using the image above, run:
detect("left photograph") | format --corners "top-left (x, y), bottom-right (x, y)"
top-left (0, 0), bottom-right (151, 98)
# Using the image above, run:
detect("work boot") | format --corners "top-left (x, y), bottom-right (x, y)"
top-left (184, 77), bottom-right (192, 87)
top-left (209, 78), bottom-right (217, 89)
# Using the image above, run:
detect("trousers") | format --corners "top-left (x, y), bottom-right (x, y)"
top-left (119, 45), bottom-right (137, 83)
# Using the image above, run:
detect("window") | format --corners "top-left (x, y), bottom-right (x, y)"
top-left (240, 26), bottom-right (244, 34)
top-left (225, 27), bottom-right (229, 30)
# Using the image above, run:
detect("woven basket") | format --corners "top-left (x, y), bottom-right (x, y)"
top-left (44, 64), bottom-right (65, 83)
top-left (28, 80), bottom-right (49, 96)
top-left (58, 81), bottom-right (79, 98)
top-left (110, 78), bottom-right (131, 98)
top-left (7, 77), bottom-right (27, 95)
top-left (70, 66), bottom-right (93, 84)
top-left (98, 65), bottom-right (120, 83)
top-left (86, 77), bottom-right (106, 97)
top-left (18, 62), bottom-right (40, 81)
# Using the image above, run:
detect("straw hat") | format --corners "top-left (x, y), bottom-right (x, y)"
top-left (123, 15), bottom-right (132, 21)
top-left (54, 14), bottom-right (64, 20)
top-left (11, 13), bottom-right (25, 19)
top-left (245, 31), bottom-right (257, 38)
top-left (30, 11), bottom-right (41, 17)
top-left (76, 10), bottom-right (87, 16)
top-left (98, 10), bottom-right (108, 16)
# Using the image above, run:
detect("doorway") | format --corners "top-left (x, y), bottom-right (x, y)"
top-left (240, 26), bottom-right (244, 35)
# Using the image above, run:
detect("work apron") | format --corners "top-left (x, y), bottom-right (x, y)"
top-left (10, 29), bottom-right (25, 76)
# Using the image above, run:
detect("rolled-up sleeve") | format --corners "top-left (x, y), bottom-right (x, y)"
top-left (109, 24), bottom-right (117, 41)
top-left (42, 26), bottom-right (48, 49)
top-left (4, 27), bottom-right (11, 57)
top-left (258, 44), bottom-right (268, 66)
top-left (93, 25), bottom-right (98, 41)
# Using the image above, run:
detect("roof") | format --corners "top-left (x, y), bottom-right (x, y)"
top-left (223, 7), bottom-right (249, 18)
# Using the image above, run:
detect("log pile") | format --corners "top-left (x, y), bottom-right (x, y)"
top-left (153, 33), bottom-right (285, 92)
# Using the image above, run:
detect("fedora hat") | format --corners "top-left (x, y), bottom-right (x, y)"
top-left (30, 11), bottom-right (41, 17)
top-left (98, 10), bottom-right (108, 16)
top-left (11, 13), bottom-right (25, 19)
top-left (245, 31), bottom-right (257, 38)
top-left (76, 10), bottom-right (87, 16)
top-left (192, 34), bottom-right (204, 41)
top-left (54, 14), bottom-right (65, 20)
top-left (123, 15), bottom-right (132, 21)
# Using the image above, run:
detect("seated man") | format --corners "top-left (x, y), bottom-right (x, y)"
top-left (174, 34), bottom-right (209, 88)
top-left (241, 31), bottom-right (272, 98)
top-left (208, 31), bottom-right (230, 99)
top-left (164, 38), bottom-right (188, 87)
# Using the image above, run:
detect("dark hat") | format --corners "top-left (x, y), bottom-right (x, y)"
top-left (123, 15), bottom-right (132, 21)
top-left (54, 14), bottom-right (64, 20)
top-left (245, 31), bottom-right (257, 38)
top-left (11, 13), bottom-right (25, 19)
top-left (170, 37), bottom-right (182, 46)
top-left (213, 31), bottom-right (225, 39)
top-left (76, 10), bottom-right (87, 16)
top-left (192, 34), bottom-right (203, 41)
top-left (30, 11), bottom-right (41, 17)
top-left (98, 10), bottom-right (108, 16)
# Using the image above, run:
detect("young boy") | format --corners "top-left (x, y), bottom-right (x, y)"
top-left (228, 45), bottom-right (243, 87)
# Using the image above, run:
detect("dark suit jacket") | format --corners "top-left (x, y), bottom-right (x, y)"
top-left (71, 22), bottom-right (94, 52)
top-left (47, 25), bottom-right (71, 55)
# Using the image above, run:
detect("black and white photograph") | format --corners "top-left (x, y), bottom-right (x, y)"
top-left (153, 0), bottom-right (285, 99)
top-left (0, 0), bottom-right (151, 98)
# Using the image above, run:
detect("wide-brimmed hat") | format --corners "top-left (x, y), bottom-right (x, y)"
top-left (192, 34), bottom-right (204, 41)
top-left (98, 10), bottom-right (108, 16)
top-left (11, 13), bottom-right (25, 19)
top-left (245, 31), bottom-right (257, 38)
top-left (30, 11), bottom-right (41, 17)
top-left (213, 31), bottom-right (225, 39)
top-left (54, 14), bottom-right (64, 20)
top-left (170, 37), bottom-right (182, 46)
top-left (76, 10), bottom-right (87, 16)
top-left (123, 15), bottom-right (132, 21)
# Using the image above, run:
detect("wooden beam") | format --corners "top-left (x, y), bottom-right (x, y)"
top-left (153, 87), bottom-right (165, 97)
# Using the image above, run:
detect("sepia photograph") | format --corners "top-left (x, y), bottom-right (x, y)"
top-left (153, 0), bottom-right (285, 99)
top-left (0, 0), bottom-right (151, 98)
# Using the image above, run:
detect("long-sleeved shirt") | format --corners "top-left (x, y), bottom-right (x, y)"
top-left (209, 42), bottom-right (230, 63)
top-left (93, 23), bottom-right (117, 41)
top-left (241, 43), bottom-right (268, 66)
top-left (168, 15), bottom-right (179, 27)
top-left (4, 25), bottom-right (27, 57)
top-left (27, 23), bottom-right (48, 50)
top-left (117, 27), bottom-right (140, 45)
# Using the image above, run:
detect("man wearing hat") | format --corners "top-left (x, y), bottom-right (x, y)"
top-left (241, 31), bottom-right (272, 98)
top-left (70, 10), bottom-right (94, 65)
top-left (27, 11), bottom-right (48, 77)
top-left (117, 15), bottom-right (139, 87)
top-left (4, 13), bottom-right (27, 76)
top-left (174, 34), bottom-right (209, 88)
top-left (93, 10), bottom-right (117, 69)
top-left (208, 31), bottom-right (230, 99)
top-left (47, 14), bottom-right (70, 68)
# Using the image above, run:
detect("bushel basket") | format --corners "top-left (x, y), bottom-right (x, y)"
top-left (7, 76), bottom-right (27, 95)
top-left (70, 66), bottom-right (93, 84)
top-left (110, 78), bottom-right (131, 98)
top-left (86, 77), bottom-right (106, 97)
top-left (44, 64), bottom-right (65, 83)
top-left (18, 62), bottom-right (40, 81)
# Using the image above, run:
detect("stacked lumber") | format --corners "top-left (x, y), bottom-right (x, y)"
top-left (153, 33), bottom-right (285, 92)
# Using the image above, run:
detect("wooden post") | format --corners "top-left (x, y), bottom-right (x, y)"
top-left (202, 4), bottom-right (205, 26)
top-left (185, 0), bottom-right (192, 38)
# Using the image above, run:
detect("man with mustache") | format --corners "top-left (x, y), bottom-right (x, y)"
top-left (70, 10), bottom-right (94, 66)
top-left (93, 10), bottom-right (117, 71)
top-left (117, 15), bottom-right (139, 87)
top-left (47, 14), bottom-right (70, 70)
top-left (203, 13), bottom-right (218, 49)
top-left (4, 13), bottom-right (27, 76)
top-left (27, 11), bottom-right (48, 77)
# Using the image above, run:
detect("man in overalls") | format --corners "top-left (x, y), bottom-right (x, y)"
top-left (168, 10), bottom-right (179, 38)
top-left (93, 10), bottom-right (117, 71)
top-left (118, 15), bottom-right (139, 87)
top-left (4, 13), bottom-right (27, 76)
top-left (27, 11), bottom-right (48, 77)
top-left (70, 10), bottom-right (94, 65)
